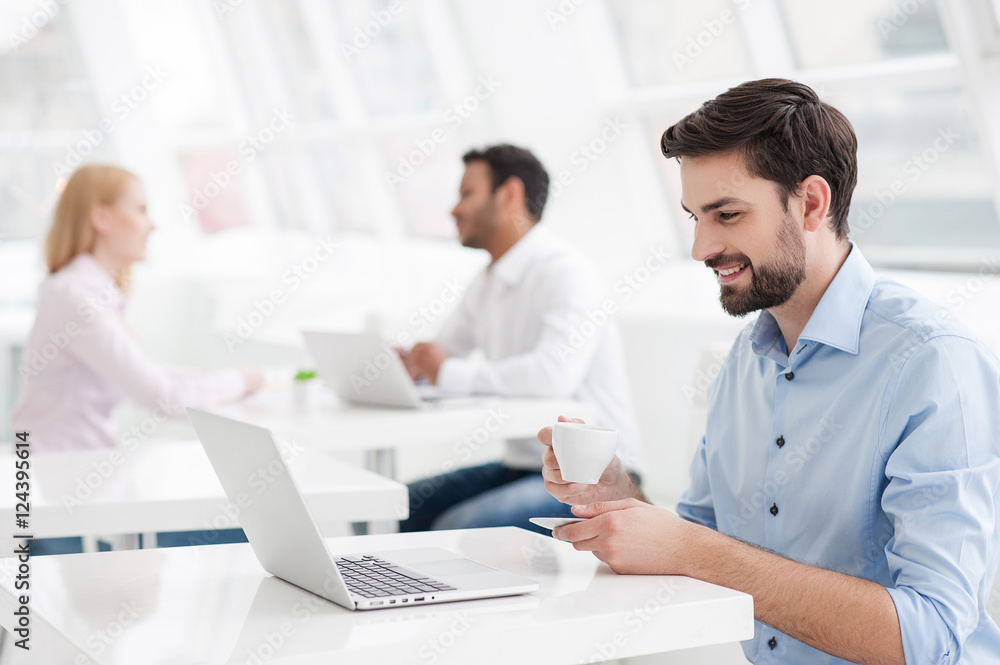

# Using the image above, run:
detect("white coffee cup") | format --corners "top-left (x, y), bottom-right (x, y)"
top-left (552, 422), bottom-right (618, 484)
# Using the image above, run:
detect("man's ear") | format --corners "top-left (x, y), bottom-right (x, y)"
top-left (498, 177), bottom-right (534, 229)
top-left (798, 175), bottom-right (832, 233)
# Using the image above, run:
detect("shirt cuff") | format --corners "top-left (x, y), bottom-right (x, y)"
top-left (885, 584), bottom-right (961, 665)
top-left (436, 357), bottom-right (478, 395)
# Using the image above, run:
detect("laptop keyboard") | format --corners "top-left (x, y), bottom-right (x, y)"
top-left (336, 555), bottom-right (458, 599)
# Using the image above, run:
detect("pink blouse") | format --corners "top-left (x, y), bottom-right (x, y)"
top-left (12, 254), bottom-right (247, 452)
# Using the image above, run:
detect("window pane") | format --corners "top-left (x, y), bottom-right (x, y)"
top-left (780, 0), bottom-right (949, 69)
top-left (648, 85), bottom-right (1000, 254)
top-left (840, 87), bottom-right (1000, 249)
top-left (178, 147), bottom-right (252, 234)
top-left (606, 0), bottom-right (752, 86)
top-left (381, 133), bottom-right (464, 238)
top-left (333, 1), bottom-right (441, 115)
top-left (258, 0), bottom-right (337, 123)
top-left (311, 141), bottom-right (375, 233)
top-left (0, 11), bottom-right (105, 240)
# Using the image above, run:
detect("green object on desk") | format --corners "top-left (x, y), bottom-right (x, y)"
top-left (294, 370), bottom-right (318, 381)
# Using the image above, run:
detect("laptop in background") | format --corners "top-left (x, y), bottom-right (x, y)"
top-left (302, 330), bottom-right (450, 409)
top-left (187, 408), bottom-right (539, 611)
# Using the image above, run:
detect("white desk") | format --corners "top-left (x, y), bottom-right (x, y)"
top-left (0, 306), bottom-right (33, 444)
top-left (0, 527), bottom-right (753, 664)
top-left (218, 391), bottom-right (596, 478)
top-left (0, 441), bottom-right (407, 555)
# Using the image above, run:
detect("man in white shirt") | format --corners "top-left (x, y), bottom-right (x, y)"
top-left (400, 144), bottom-right (644, 534)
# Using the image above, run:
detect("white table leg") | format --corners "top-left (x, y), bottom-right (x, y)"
top-left (363, 447), bottom-right (396, 478)
top-left (109, 534), bottom-right (140, 550)
top-left (363, 447), bottom-right (399, 533)
top-left (81, 535), bottom-right (99, 553)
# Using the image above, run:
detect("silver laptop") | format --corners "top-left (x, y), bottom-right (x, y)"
top-left (302, 330), bottom-right (448, 409)
top-left (187, 408), bottom-right (539, 610)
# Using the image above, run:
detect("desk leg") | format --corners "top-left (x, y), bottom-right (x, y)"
top-left (113, 534), bottom-right (141, 550)
top-left (4, 346), bottom-right (21, 441)
top-left (363, 447), bottom-right (396, 478)
top-left (363, 447), bottom-right (399, 534)
top-left (82, 535), bottom-right (99, 553)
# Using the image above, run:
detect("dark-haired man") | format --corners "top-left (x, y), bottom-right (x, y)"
top-left (540, 80), bottom-right (1000, 664)
top-left (400, 144), bottom-right (644, 534)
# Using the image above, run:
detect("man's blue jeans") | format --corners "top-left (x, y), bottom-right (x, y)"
top-left (399, 462), bottom-right (575, 535)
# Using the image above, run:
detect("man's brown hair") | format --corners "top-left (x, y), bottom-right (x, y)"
top-left (661, 78), bottom-right (858, 240)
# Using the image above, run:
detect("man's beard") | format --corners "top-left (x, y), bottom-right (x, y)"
top-left (708, 215), bottom-right (806, 318)
top-left (459, 198), bottom-right (499, 250)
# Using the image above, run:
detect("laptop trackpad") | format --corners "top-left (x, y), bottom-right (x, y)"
top-left (416, 559), bottom-right (496, 577)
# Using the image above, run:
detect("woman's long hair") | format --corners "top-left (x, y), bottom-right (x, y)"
top-left (46, 164), bottom-right (138, 291)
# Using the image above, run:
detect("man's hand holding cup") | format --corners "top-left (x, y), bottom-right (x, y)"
top-left (538, 416), bottom-right (639, 506)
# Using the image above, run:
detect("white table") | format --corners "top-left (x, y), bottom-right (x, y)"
top-left (0, 527), bottom-right (754, 664)
top-left (218, 391), bottom-right (596, 478)
top-left (0, 306), bottom-right (33, 443)
top-left (0, 440), bottom-right (407, 555)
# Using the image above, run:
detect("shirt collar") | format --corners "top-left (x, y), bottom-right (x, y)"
top-left (70, 253), bottom-right (118, 288)
top-left (750, 243), bottom-right (875, 357)
top-left (489, 224), bottom-right (549, 286)
top-left (67, 254), bottom-right (125, 314)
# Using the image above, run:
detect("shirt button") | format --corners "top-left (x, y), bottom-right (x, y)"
top-left (770, 503), bottom-right (778, 516)
top-left (776, 436), bottom-right (785, 448)
top-left (784, 371), bottom-right (794, 381)
top-left (768, 637), bottom-right (777, 650)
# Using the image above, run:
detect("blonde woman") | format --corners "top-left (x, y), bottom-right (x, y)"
top-left (13, 164), bottom-right (262, 451)
top-left (13, 165), bottom-right (262, 554)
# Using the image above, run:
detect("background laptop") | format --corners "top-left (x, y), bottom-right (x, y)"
top-left (187, 408), bottom-right (539, 610)
top-left (302, 330), bottom-right (447, 409)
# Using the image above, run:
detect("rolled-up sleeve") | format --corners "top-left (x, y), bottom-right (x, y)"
top-left (676, 434), bottom-right (718, 531)
top-left (880, 334), bottom-right (1000, 664)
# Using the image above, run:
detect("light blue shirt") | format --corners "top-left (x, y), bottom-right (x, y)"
top-left (678, 246), bottom-right (1000, 664)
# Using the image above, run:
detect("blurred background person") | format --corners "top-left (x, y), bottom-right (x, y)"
top-left (399, 144), bottom-right (644, 535)
top-left (12, 164), bottom-right (262, 554)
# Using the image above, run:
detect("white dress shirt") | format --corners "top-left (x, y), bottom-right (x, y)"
top-left (436, 225), bottom-right (644, 473)
top-left (12, 253), bottom-right (247, 452)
